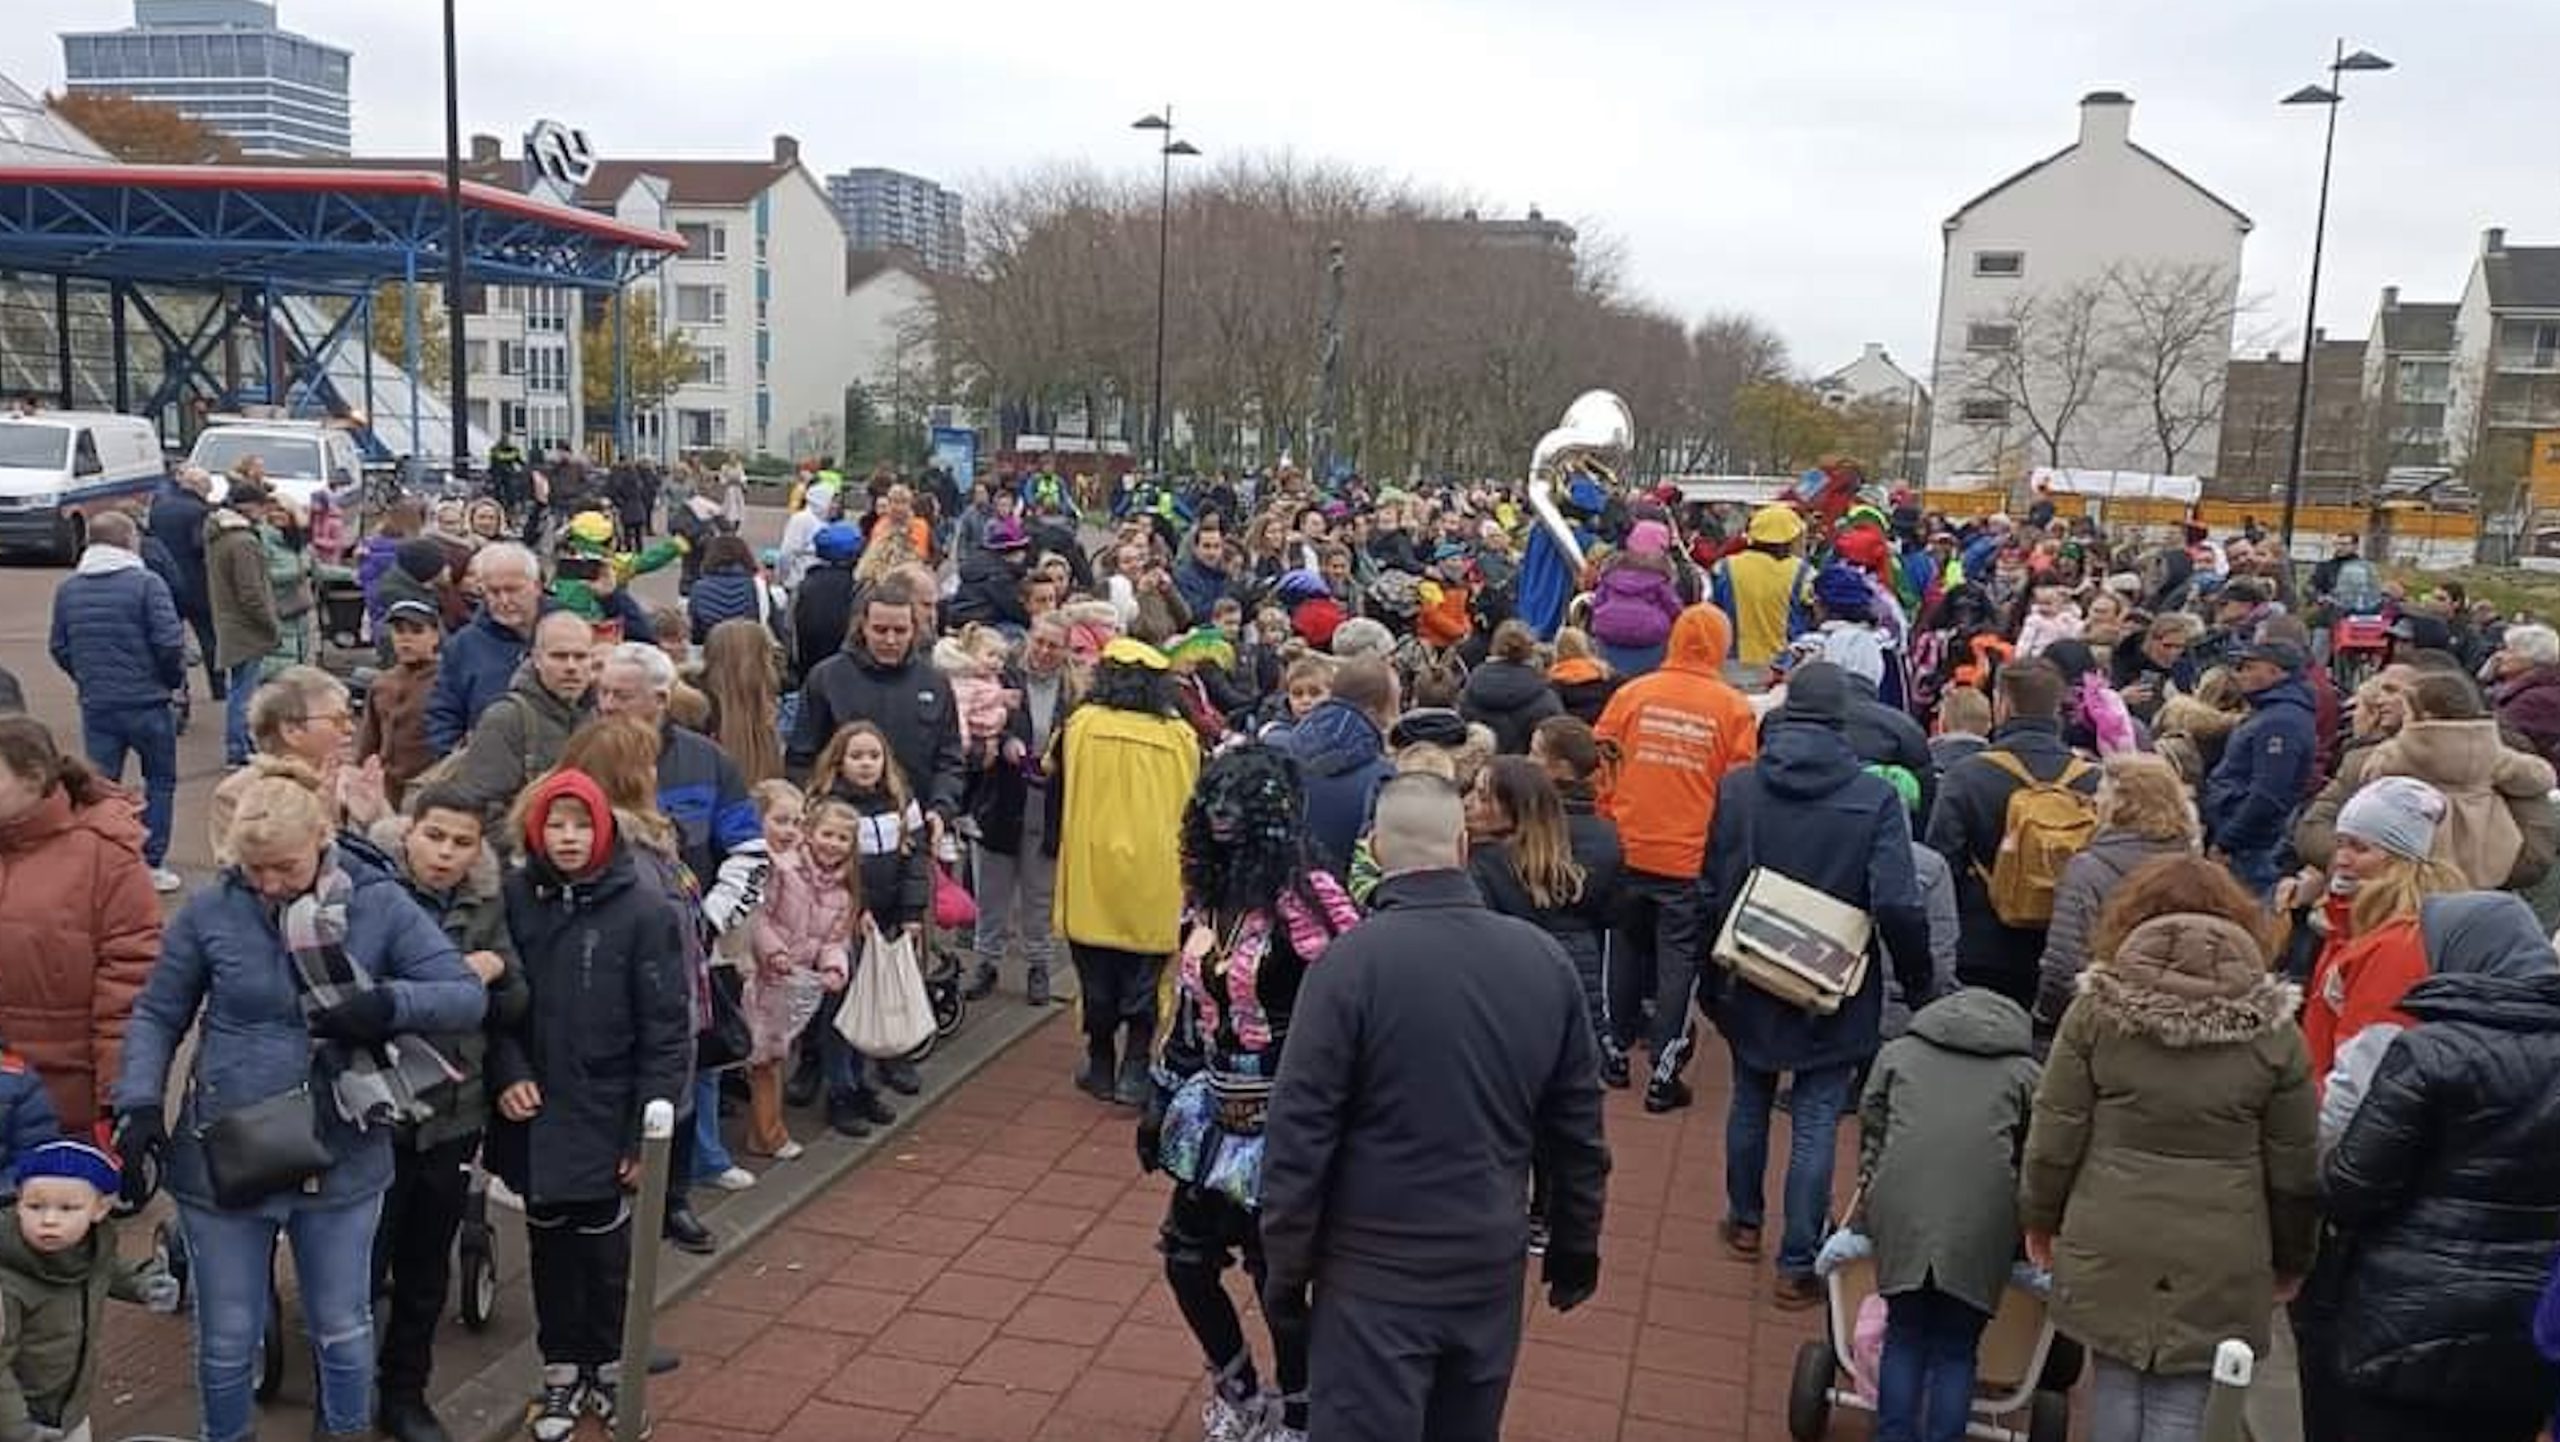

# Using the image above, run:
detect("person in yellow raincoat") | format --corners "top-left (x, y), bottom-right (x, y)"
top-left (1052, 637), bottom-right (1202, 1104)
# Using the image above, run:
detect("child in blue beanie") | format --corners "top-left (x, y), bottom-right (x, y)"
top-left (0, 1140), bottom-right (175, 1442)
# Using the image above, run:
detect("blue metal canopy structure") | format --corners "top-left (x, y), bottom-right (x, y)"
top-left (0, 162), bottom-right (681, 291)
top-left (0, 162), bottom-right (684, 465)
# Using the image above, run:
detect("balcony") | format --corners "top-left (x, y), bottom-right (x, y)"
top-left (2486, 400), bottom-right (2560, 430)
top-left (2495, 349), bottom-right (2560, 375)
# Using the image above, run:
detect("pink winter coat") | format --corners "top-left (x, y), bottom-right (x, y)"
top-left (747, 849), bottom-right (855, 1062)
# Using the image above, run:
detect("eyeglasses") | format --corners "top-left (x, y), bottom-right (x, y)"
top-left (302, 709), bottom-right (355, 728)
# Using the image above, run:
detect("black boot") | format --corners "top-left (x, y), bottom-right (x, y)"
top-left (783, 1044), bottom-right (821, 1109)
top-left (377, 1391), bottom-right (452, 1442)
top-left (1075, 1035), bottom-right (1116, 1101)
top-left (663, 1204), bottom-right (715, 1256)
top-left (963, 961), bottom-right (999, 1001)
top-left (1113, 1023), bottom-right (1154, 1107)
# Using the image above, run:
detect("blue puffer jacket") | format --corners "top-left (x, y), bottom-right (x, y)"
top-left (2203, 676), bottom-right (2317, 858)
top-left (425, 608), bottom-right (532, 751)
top-left (0, 1052), bottom-right (61, 1180)
top-left (657, 722), bottom-right (759, 888)
top-left (48, 550), bottom-right (186, 709)
top-left (686, 568), bottom-right (762, 645)
top-left (145, 478), bottom-right (211, 616)
top-left (114, 849), bottom-right (486, 1217)
top-left (1269, 701), bottom-right (1394, 877)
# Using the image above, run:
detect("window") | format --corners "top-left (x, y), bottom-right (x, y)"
top-left (502, 402), bottom-right (529, 438)
top-left (526, 345), bottom-right (568, 396)
top-left (464, 340), bottom-right (489, 377)
top-left (677, 222), bottom-right (728, 261)
top-left (691, 347), bottom-right (728, 388)
top-left (675, 285), bottom-right (727, 326)
top-left (522, 289), bottom-right (569, 334)
top-left (72, 430), bottom-right (101, 478)
top-left (2396, 359), bottom-right (2450, 405)
top-left (678, 409), bottom-right (728, 449)
top-left (496, 341), bottom-right (525, 379)
top-left (1965, 322), bottom-right (2018, 352)
top-left (1958, 397), bottom-right (2011, 424)
top-left (1973, 251), bottom-right (2025, 278)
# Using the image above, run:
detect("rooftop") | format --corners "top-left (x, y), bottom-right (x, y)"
top-left (252, 133), bottom-right (807, 209)
top-left (2378, 300), bottom-right (2458, 355)
top-left (2484, 242), bottom-right (2560, 311)
top-left (1946, 93), bottom-right (2249, 231)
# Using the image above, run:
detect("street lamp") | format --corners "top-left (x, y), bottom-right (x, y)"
top-left (2276, 41), bottom-right (2394, 561)
top-left (441, 0), bottom-right (470, 477)
top-left (1133, 107), bottom-right (1199, 475)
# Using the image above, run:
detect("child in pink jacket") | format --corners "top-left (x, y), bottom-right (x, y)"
top-left (746, 791), bottom-right (861, 1158)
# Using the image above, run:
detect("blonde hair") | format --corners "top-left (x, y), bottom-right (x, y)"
top-left (752, 778), bottom-right (805, 820)
top-left (812, 721), bottom-right (915, 844)
top-left (227, 775), bottom-right (331, 860)
top-left (1551, 627), bottom-right (1599, 664)
top-left (2096, 753), bottom-right (2198, 845)
top-left (2349, 853), bottom-right (2467, 938)
top-left (700, 619), bottom-right (784, 785)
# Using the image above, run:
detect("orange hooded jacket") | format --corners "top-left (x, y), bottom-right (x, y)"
top-left (1594, 605), bottom-right (1761, 878)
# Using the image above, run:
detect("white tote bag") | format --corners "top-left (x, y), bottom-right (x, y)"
top-left (836, 925), bottom-right (935, 1059)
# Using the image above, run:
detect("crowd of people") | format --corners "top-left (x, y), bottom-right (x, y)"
top-left (2, 447), bottom-right (2559, 1442)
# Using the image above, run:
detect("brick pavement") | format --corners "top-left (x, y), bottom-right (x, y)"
top-left (643, 1022), bottom-right (1849, 1442)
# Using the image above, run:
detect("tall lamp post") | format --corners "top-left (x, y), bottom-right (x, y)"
top-left (2276, 41), bottom-right (2394, 561)
top-left (441, 0), bottom-right (470, 476)
top-left (1132, 107), bottom-right (1199, 476)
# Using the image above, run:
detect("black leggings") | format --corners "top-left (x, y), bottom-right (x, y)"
top-left (1161, 1185), bottom-right (1307, 1428)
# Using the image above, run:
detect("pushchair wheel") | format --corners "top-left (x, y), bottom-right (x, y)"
top-left (932, 976), bottom-right (966, 1040)
top-left (459, 1232), bottom-right (496, 1332)
top-left (1785, 1338), bottom-right (1835, 1441)
top-left (151, 1221), bottom-right (189, 1308)
top-left (255, 1273), bottom-right (285, 1401)
top-left (2026, 1389), bottom-right (2070, 1442)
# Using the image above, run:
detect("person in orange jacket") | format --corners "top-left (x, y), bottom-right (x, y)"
top-left (1594, 604), bottom-right (1760, 1110)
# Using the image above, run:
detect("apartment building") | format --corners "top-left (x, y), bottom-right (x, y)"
top-left (62, 0), bottom-right (350, 158)
top-left (2447, 228), bottom-right (2560, 476)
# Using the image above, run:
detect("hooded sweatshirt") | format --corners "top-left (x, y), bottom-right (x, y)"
top-left (1594, 605), bottom-right (1759, 877)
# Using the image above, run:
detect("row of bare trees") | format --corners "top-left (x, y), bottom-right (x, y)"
top-left (1948, 261), bottom-right (2250, 477)
top-left (931, 157), bottom-right (1798, 479)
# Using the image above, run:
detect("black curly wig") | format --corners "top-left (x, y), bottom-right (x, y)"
top-left (1088, 656), bottom-right (1183, 716)
top-left (1182, 744), bottom-right (1320, 916)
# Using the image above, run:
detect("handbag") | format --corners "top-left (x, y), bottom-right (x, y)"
top-left (199, 1084), bottom-right (334, 1209)
top-left (697, 962), bottom-right (753, 1072)
top-left (932, 861), bottom-right (978, 931)
top-left (1710, 866), bottom-right (1874, 1016)
top-left (836, 926), bottom-right (936, 1059)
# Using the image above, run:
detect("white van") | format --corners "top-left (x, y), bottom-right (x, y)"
top-left (0, 411), bottom-right (168, 561)
top-left (186, 418), bottom-right (364, 515)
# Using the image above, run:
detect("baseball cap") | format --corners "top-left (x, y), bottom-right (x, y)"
top-left (384, 598), bottom-right (440, 628)
top-left (2235, 638), bottom-right (2307, 673)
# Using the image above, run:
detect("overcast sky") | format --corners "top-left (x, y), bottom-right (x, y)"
top-left (6, 0), bottom-right (2552, 389)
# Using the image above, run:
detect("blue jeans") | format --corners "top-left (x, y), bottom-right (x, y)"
top-left (1876, 1286), bottom-right (1989, 1442)
top-left (222, 657), bottom-right (262, 766)
top-left (80, 701), bottom-right (175, 867)
top-left (1723, 1058), bottom-right (1859, 1277)
top-left (179, 1196), bottom-right (382, 1442)
top-left (692, 1072), bottom-right (737, 1180)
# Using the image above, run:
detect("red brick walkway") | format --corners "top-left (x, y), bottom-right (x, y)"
top-left (643, 1021), bottom-right (1833, 1442)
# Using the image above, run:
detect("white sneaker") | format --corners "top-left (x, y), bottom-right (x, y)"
top-left (1201, 1391), bottom-right (1265, 1442)
top-left (706, 1166), bottom-right (757, 1192)
top-left (773, 1140), bottom-right (805, 1161)
top-left (151, 868), bottom-right (184, 894)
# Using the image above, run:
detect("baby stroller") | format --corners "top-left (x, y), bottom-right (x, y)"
top-left (905, 857), bottom-right (974, 1061)
top-left (1787, 1225), bottom-right (2075, 1442)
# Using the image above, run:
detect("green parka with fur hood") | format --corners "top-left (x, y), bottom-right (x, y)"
top-left (2019, 910), bottom-right (2321, 1374)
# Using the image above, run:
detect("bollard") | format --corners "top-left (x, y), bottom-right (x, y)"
top-left (2202, 1337), bottom-right (2255, 1442)
top-left (615, 1098), bottom-right (678, 1442)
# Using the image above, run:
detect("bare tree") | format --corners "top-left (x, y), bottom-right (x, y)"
top-left (1956, 280), bottom-right (2109, 472)
top-left (2106, 262), bottom-right (2241, 474)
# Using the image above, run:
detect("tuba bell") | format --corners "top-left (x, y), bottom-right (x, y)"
top-left (1525, 389), bottom-right (1634, 575)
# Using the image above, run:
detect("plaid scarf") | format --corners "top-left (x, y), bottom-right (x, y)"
top-left (282, 856), bottom-right (460, 1129)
